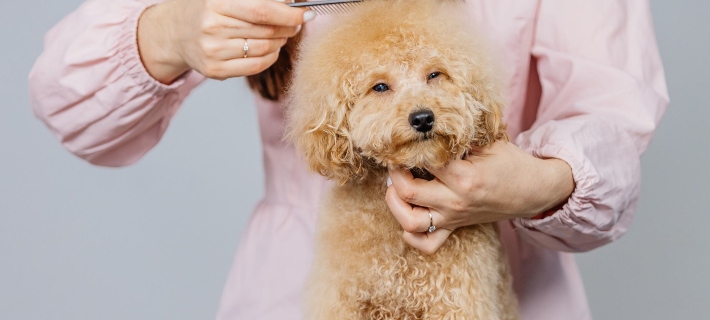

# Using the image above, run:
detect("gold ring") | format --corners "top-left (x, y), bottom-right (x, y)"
top-left (243, 39), bottom-right (249, 58)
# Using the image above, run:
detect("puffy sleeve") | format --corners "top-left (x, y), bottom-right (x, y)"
top-left (511, 0), bottom-right (669, 252)
top-left (29, 0), bottom-right (205, 167)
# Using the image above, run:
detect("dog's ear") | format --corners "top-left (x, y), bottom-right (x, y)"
top-left (450, 42), bottom-right (509, 147)
top-left (286, 73), bottom-right (364, 185)
top-left (470, 89), bottom-right (509, 146)
top-left (439, 20), bottom-right (510, 147)
top-left (453, 60), bottom-right (509, 147)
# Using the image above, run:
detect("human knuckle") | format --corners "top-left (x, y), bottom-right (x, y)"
top-left (403, 218), bottom-right (420, 233)
top-left (454, 175), bottom-right (472, 192)
top-left (200, 41), bottom-right (220, 57)
top-left (207, 42), bottom-right (223, 59)
top-left (250, 5), bottom-right (271, 24)
top-left (451, 199), bottom-right (467, 213)
top-left (202, 64), bottom-right (225, 80)
top-left (400, 187), bottom-right (416, 203)
top-left (200, 15), bottom-right (219, 34)
top-left (254, 40), bottom-right (270, 54)
top-left (262, 26), bottom-right (278, 38)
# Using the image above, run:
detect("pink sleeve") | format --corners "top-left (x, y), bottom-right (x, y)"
top-left (29, 0), bottom-right (205, 167)
top-left (511, 0), bottom-right (669, 252)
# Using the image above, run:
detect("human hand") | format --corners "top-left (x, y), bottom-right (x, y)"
top-left (138, 0), bottom-right (313, 83)
top-left (385, 141), bottom-right (575, 254)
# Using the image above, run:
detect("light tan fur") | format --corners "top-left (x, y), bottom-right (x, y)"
top-left (286, 0), bottom-right (518, 318)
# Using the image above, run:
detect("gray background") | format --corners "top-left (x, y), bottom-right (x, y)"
top-left (1, 0), bottom-right (708, 319)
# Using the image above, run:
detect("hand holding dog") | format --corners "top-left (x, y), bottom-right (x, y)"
top-left (138, 0), bottom-right (313, 83)
top-left (386, 141), bottom-right (575, 254)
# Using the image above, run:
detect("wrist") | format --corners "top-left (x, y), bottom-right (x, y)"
top-left (536, 158), bottom-right (575, 216)
top-left (137, 2), bottom-right (190, 84)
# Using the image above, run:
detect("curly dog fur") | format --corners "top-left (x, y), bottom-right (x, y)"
top-left (286, 0), bottom-right (518, 318)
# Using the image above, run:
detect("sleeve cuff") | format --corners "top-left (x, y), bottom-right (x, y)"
top-left (511, 137), bottom-right (601, 252)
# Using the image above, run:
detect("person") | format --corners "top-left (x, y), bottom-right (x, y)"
top-left (29, 0), bottom-right (668, 319)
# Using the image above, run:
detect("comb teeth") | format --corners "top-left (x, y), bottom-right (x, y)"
top-left (288, 0), bottom-right (363, 15)
top-left (288, 0), bottom-right (466, 15)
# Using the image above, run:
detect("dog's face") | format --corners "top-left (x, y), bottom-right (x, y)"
top-left (287, 0), bottom-right (507, 183)
top-left (347, 52), bottom-right (482, 171)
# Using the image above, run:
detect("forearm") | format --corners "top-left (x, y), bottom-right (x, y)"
top-left (512, 117), bottom-right (646, 252)
top-left (29, 0), bottom-right (203, 166)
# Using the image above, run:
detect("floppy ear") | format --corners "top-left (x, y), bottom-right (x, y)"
top-left (453, 42), bottom-right (509, 147)
top-left (471, 88), bottom-right (509, 146)
top-left (285, 71), bottom-right (364, 185)
top-left (453, 57), bottom-right (509, 147)
top-left (440, 36), bottom-right (509, 147)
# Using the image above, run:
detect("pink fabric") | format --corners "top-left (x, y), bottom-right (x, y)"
top-left (29, 0), bottom-right (668, 319)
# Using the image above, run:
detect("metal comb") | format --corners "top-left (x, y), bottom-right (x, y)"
top-left (287, 0), bottom-right (464, 15)
top-left (287, 0), bottom-right (363, 15)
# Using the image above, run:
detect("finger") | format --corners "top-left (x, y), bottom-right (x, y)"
top-left (215, 0), bottom-right (312, 27)
top-left (211, 38), bottom-right (286, 61)
top-left (208, 14), bottom-right (301, 39)
top-left (386, 186), bottom-right (451, 232)
top-left (202, 50), bottom-right (280, 80)
top-left (388, 168), bottom-right (457, 209)
top-left (386, 186), bottom-right (431, 233)
top-left (402, 228), bottom-right (454, 255)
top-left (235, 23), bottom-right (301, 39)
top-left (426, 159), bottom-right (475, 188)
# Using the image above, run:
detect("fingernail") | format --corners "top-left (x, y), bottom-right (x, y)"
top-left (387, 177), bottom-right (393, 187)
top-left (295, 24), bottom-right (302, 34)
top-left (303, 10), bottom-right (316, 22)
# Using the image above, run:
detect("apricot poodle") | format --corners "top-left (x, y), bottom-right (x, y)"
top-left (286, 0), bottom-right (518, 318)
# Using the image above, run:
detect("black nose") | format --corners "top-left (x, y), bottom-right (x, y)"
top-left (409, 109), bottom-right (435, 133)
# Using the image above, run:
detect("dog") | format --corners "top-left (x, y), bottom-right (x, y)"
top-left (286, 0), bottom-right (518, 318)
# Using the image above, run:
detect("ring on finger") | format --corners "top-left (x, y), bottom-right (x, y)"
top-left (243, 39), bottom-right (249, 58)
top-left (428, 210), bottom-right (436, 233)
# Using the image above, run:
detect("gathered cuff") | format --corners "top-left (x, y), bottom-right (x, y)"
top-left (510, 137), bottom-right (604, 252)
top-left (517, 141), bottom-right (598, 220)
top-left (117, 1), bottom-right (189, 95)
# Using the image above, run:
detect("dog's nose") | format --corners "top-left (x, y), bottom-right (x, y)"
top-left (409, 109), bottom-right (435, 133)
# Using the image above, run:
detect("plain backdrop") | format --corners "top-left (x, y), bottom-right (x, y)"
top-left (1, 1), bottom-right (708, 319)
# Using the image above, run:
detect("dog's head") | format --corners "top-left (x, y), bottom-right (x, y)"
top-left (287, 0), bottom-right (508, 184)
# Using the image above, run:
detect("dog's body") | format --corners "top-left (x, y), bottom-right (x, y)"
top-left (287, 0), bottom-right (519, 318)
top-left (308, 173), bottom-right (517, 319)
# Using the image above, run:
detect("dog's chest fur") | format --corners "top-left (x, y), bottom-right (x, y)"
top-left (306, 173), bottom-right (518, 319)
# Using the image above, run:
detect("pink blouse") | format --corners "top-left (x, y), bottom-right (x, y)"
top-left (29, 0), bottom-right (668, 319)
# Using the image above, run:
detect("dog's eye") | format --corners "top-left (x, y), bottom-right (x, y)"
top-left (372, 83), bottom-right (390, 92)
top-left (427, 72), bottom-right (441, 80)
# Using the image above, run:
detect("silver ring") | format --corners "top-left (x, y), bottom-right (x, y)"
top-left (243, 39), bottom-right (249, 58)
top-left (428, 211), bottom-right (436, 233)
